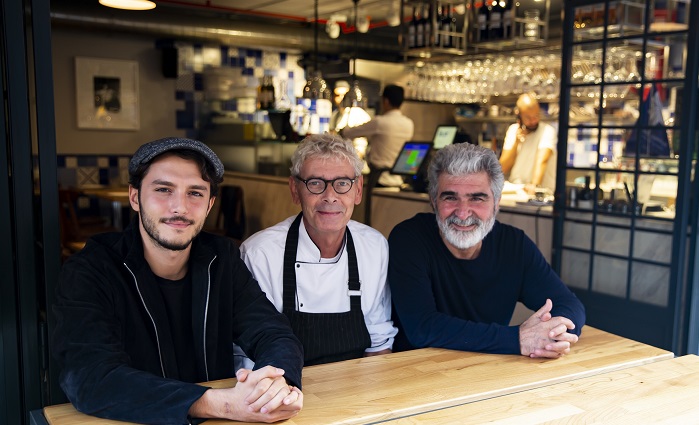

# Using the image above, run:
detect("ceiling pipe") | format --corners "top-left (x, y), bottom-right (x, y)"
top-left (49, 2), bottom-right (402, 60)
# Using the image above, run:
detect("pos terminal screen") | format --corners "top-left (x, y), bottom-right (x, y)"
top-left (432, 125), bottom-right (458, 149)
top-left (390, 142), bottom-right (432, 176)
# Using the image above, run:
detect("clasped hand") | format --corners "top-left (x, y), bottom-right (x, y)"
top-left (189, 365), bottom-right (303, 423)
top-left (519, 298), bottom-right (579, 359)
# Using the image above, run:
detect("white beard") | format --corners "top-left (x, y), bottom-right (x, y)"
top-left (438, 212), bottom-right (496, 250)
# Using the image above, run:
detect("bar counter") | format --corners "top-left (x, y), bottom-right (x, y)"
top-left (217, 172), bottom-right (553, 262)
top-left (42, 327), bottom-right (671, 425)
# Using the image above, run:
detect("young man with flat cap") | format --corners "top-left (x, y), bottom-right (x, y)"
top-left (52, 137), bottom-right (304, 424)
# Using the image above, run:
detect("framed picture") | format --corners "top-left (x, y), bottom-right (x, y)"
top-left (75, 57), bottom-right (140, 130)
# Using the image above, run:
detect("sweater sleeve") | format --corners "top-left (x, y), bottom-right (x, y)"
top-left (52, 256), bottom-right (208, 425)
top-left (518, 233), bottom-right (586, 335)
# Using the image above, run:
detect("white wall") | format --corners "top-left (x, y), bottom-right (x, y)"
top-left (51, 27), bottom-right (185, 155)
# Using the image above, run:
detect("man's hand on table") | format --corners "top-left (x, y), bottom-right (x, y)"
top-left (519, 298), bottom-right (579, 359)
top-left (189, 365), bottom-right (303, 423)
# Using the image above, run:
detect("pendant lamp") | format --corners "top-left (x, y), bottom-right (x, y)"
top-left (342, 0), bottom-right (367, 109)
top-left (302, 0), bottom-right (331, 100)
top-left (99, 0), bottom-right (155, 10)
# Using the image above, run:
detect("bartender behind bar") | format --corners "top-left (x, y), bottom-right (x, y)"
top-left (499, 93), bottom-right (557, 195)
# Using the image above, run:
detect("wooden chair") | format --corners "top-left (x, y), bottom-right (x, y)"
top-left (58, 189), bottom-right (116, 257)
top-left (206, 185), bottom-right (246, 245)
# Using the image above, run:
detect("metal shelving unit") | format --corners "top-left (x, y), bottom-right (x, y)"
top-left (554, 0), bottom-right (698, 354)
top-left (401, 0), bottom-right (471, 59)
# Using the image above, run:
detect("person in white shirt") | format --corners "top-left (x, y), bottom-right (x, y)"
top-left (499, 93), bottom-right (557, 193)
top-left (341, 84), bottom-right (415, 225)
top-left (235, 133), bottom-right (398, 367)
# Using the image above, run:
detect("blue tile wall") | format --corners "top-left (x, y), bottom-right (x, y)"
top-left (169, 42), bottom-right (305, 130)
top-left (51, 154), bottom-right (132, 188)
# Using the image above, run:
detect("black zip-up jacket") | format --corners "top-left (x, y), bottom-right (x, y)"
top-left (52, 218), bottom-right (304, 424)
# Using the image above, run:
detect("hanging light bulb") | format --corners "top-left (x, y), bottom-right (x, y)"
top-left (342, 80), bottom-right (367, 109)
top-left (302, 0), bottom-right (330, 100)
top-left (303, 71), bottom-right (331, 100)
top-left (343, 0), bottom-right (368, 109)
top-left (99, 0), bottom-right (155, 10)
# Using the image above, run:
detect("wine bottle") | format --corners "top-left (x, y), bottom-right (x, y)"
top-left (439, 3), bottom-right (451, 47)
top-left (434, 4), bottom-right (442, 46)
top-left (489, 0), bottom-right (503, 40)
top-left (416, 5), bottom-right (425, 47)
top-left (446, 3), bottom-right (456, 47)
top-left (477, 0), bottom-right (490, 42)
top-left (502, 0), bottom-right (512, 39)
top-left (423, 4), bottom-right (432, 47)
top-left (408, 7), bottom-right (417, 48)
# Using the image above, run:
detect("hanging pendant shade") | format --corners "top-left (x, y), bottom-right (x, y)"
top-left (343, 0), bottom-right (368, 109)
top-left (303, 71), bottom-right (331, 100)
top-left (341, 80), bottom-right (366, 109)
top-left (302, 0), bottom-right (330, 100)
top-left (99, 0), bottom-right (155, 10)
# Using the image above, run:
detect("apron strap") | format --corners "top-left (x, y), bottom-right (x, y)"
top-left (345, 230), bottom-right (361, 310)
top-left (282, 213), bottom-right (304, 315)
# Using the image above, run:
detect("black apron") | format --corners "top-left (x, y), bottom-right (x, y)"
top-left (283, 213), bottom-right (371, 366)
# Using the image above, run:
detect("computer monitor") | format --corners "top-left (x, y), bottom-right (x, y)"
top-left (391, 142), bottom-right (432, 176)
top-left (432, 125), bottom-right (458, 149)
top-left (391, 142), bottom-right (433, 192)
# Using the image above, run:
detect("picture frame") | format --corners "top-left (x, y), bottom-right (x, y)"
top-left (75, 57), bottom-right (140, 130)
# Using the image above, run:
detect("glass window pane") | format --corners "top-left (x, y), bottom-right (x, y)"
top-left (592, 255), bottom-right (628, 297)
top-left (562, 220), bottom-right (592, 250)
top-left (561, 249), bottom-right (590, 290)
top-left (607, 0), bottom-right (647, 38)
top-left (604, 41), bottom-right (643, 84)
top-left (566, 126), bottom-right (599, 168)
top-left (650, 0), bottom-right (691, 30)
top-left (595, 225), bottom-right (630, 256)
top-left (572, 44), bottom-right (603, 84)
top-left (630, 262), bottom-right (670, 307)
top-left (633, 231), bottom-right (672, 263)
top-left (573, 1), bottom-right (647, 41)
top-left (601, 84), bottom-right (639, 127)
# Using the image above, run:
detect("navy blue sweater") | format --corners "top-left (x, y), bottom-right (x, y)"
top-left (389, 213), bottom-right (585, 354)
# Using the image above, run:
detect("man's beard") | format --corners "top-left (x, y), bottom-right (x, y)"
top-left (437, 212), bottom-right (496, 250)
top-left (523, 122), bottom-right (539, 132)
top-left (139, 203), bottom-right (202, 251)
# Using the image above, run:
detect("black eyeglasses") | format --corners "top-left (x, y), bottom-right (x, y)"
top-left (295, 176), bottom-right (357, 195)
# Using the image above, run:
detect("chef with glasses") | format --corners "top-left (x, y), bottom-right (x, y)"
top-left (234, 133), bottom-right (398, 367)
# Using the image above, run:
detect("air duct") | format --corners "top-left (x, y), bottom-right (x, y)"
top-left (49, 2), bottom-right (402, 61)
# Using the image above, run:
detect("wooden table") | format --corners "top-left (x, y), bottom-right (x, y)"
top-left (43, 327), bottom-right (672, 425)
top-left (387, 354), bottom-right (699, 424)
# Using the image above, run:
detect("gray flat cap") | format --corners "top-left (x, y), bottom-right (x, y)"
top-left (129, 137), bottom-right (224, 180)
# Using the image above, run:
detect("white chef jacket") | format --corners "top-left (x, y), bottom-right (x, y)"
top-left (502, 121), bottom-right (557, 191)
top-left (234, 216), bottom-right (397, 370)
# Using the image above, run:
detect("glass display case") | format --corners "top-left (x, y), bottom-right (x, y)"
top-left (554, 0), bottom-right (698, 352)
